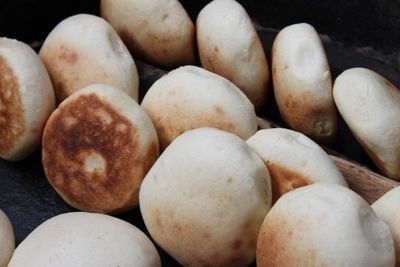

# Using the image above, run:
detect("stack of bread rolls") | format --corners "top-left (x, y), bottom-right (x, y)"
top-left (1, 0), bottom-right (400, 266)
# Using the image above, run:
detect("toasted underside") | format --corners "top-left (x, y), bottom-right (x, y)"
top-left (42, 92), bottom-right (156, 213)
top-left (0, 56), bottom-right (24, 157)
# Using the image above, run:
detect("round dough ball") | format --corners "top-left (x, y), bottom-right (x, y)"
top-left (141, 65), bottom-right (257, 150)
top-left (101, 0), bottom-right (195, 69)
top-left (257, 183), bottom-right (395, 267)
top-left (0, 38), bottom-right (55, 161)
top-left (8, 212), bottom-right (161, 267)
top-left (333, 68), bottom-right (400, 180)
top-left (42, 84), bottom-right (159, 213)
top-left (272, 23), bottom-right (337, 143)
top-left (0, 210), bottom-right (14, 267)
top-left (247, 128), bottom-right (347, 202)
top-left (197, 0), bottom-right (270, 110)
top-left (372, 186), bottom-right (400, 267)
top-left (39, 14), bottom-right (138, 102)
top-left (140, 127), bottom-right (272, 266)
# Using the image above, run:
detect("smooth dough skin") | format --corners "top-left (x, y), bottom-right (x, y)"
top-left (257, 183), bottom-right (395, 267)
top-left (272, 23), bottom-right (337, 143)
top-left (140, 128), bottom-right (272, 267)
top-left (8, 212), bottom-right (161, 267)
top-left (39, 14), bottom-right (139, 103)
top-left (197, 0), bottom-right (270, 110)
top-left (247, 128), bottom-right (347, 202)
top-left (372, 187), bottom-right (400, 266)
top-left (333, 68), bottom-right (400, 180)
top-left (0, 210), bottom-right (15, 267)
top-left (0, 38), bottom-right (55, 161)
top-left (141, 65), bottom-right (257, 150)
top-left (42, 84), bottom-right (159, 214)
top-left (101, 0), bottom-right (195, 69)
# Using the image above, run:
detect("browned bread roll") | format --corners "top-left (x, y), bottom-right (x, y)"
top-left (101, 0), bottom-right (195, 69)
top-left (272, 23), bottom-right (337, 143)
top-left (39, 14), bottom-right (138, 103)
top-left (42, 84), bottom-right (159, 213)
top-left (0, 38), bottom-right (55, 161)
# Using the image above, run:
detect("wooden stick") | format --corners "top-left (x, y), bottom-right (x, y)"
top-left (257, 117), bottom-right (399, 204)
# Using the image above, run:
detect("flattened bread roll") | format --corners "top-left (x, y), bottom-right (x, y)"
top-left (0, 210), bottom-right (14, 267)
top-left (257, 183), bottom-right (395, 267)
top-left (8, 212), bottom-right (161, 267)
top-left (42, 84), bottom-right (159, 213)
top-left (247, 128), bottom-right (347, 202)
top-left (101, 0), bottom-right (195, 69)
top-left (333, 68), bottom-right (400, 180)
top-left (141, 65), bottom-right (257, 150)
top-left (197, 0), bottom-right (270, 110)
top-left (0, 38), bottom-right (55, 161)
top-left (372, 187), bottom-right (400, 267)
top-left (272, 23), bottom-right (337, 142)
top-left (39, 14), bottom-right (138, 102)
top-left (140, 128), bottom-right (271, 266)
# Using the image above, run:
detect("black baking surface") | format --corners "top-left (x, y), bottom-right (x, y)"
top-left (1, 1), bottom-right (400, 266)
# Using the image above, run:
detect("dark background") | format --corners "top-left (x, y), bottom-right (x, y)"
top-left (0, 1), bottom-right (399, 266)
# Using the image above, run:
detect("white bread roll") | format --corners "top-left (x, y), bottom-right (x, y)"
top-left (42, 84), bottom-right (159, 213)
top-left (0, 210), bottom-right (14, 267)
top-left (140, 128), bottom-right (272, 266)
top-left (8, 212), bottom-right (161, 267)
top-left (0, 38), bottom-right (55, 161)
top-left (101, 0), bottom-right (195, 69)
top-left (39, 14), bottom-right (138, 102)
top-left (197, 0), bottom-right (270, 110)
top-left (141, 65), bottom-right (257, 150)
top-left (372, 187), bottom-right (400, 266)
top-left (257, 183), bottom-right (395, 267)
top-left (247, 128), bottom-right (347, 202)
top-left (272, 23), bottom-right (337, 143)
top-left (333, 68), bottom-right (400, 180)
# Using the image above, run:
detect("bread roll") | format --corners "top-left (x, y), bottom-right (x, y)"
top-left (372, 186), bottom-right (400, 266)
top-left (42, 84), bottom-right (159, 213)
top-left (39, 14), bottom-right (138, 102)
top-left (197, 0), bottom-right (270, 110)
top-left (257, 183), bottom-right (395, 267)
top-left (141, 65), bottom-right (257, 150)
top-left (247, 128), bottom-right (347, 202)
top-left (0, 210), bottom-right (14, 267)
top-left (333, 68), bottom-right (400, 180)
top-left (272, 23), bottom-right (337, 143)
top-left (0, 38), bottom-right (55, 161)
top-left (140, 127), bottom-right (271, 266)
top-left (101, 0), bottom-right (195, 69)
top-left (8, 212), bottom-right (161, 267)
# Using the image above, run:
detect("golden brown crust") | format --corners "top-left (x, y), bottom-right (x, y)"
top-left (40, 43), bottom-right (117, 103)
top-left (267, 162), bottom-right (312, 203)
top-left (101, 0), bottom-right (195, 69)
top-left (117, 25), bottom-right (195, 69)
top-left (0, 55), bottom-right (25, 156)
top-left (42, 93), bottom-right (150, 213)
top-left (257, 214), bottom-right (329, 267)
top-left (273, 82), bottom-right (336, 143)
top-left (147, 208), bottom-right (257, 267)
top-left (145, 103), bottom-right (236, 150)
top-left (271, 40), bottom-right (337, 143)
